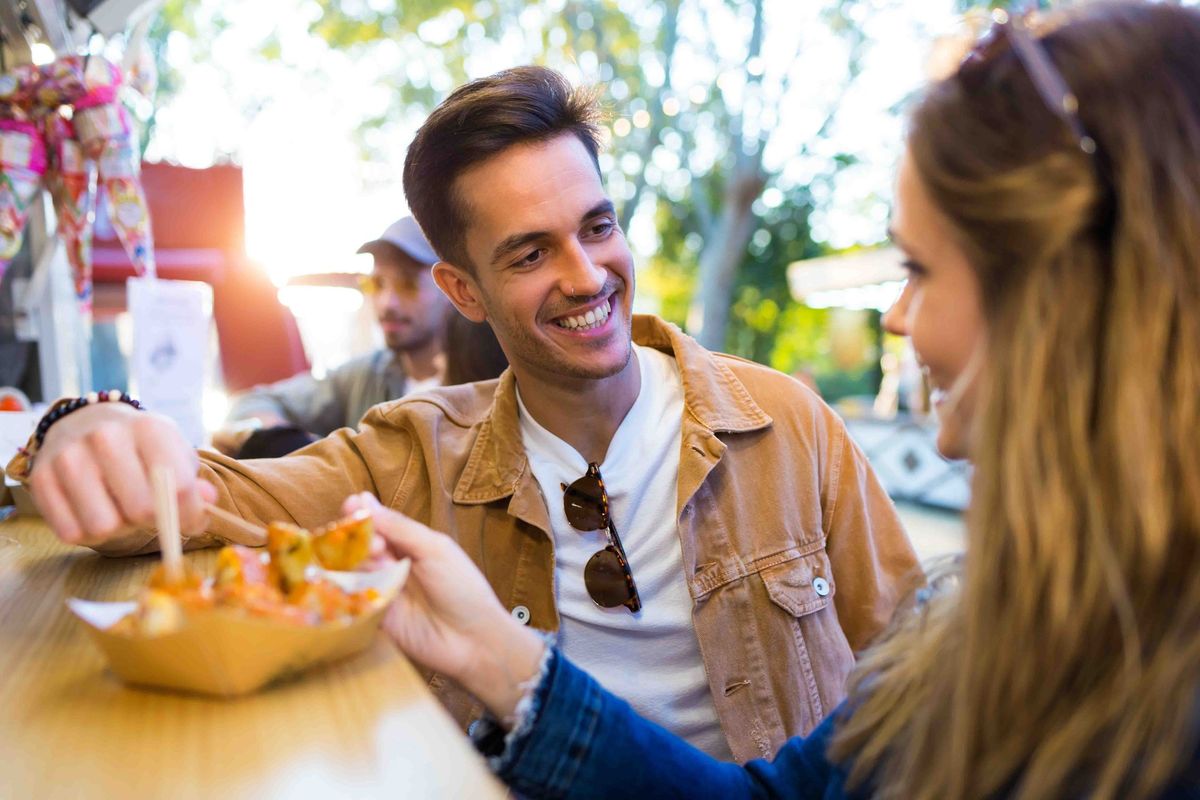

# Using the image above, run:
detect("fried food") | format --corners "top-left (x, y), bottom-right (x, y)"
top-left (266, 522), bottom-right (315, 595)
top-left (312, 509), bottom-right (372, 571)
top-left (115, 513), bottom-right (381, 636)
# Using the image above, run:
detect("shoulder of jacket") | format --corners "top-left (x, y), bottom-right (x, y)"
top-left (367, 379), bottom-right (500, 429)
top-left (711, 352), bottom-right (841, 431)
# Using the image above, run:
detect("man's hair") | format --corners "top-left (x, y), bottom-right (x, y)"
top-left (402, 66), bottom-right (604, 271)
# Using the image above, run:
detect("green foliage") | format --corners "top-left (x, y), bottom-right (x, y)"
top-left (641, 199), bottom-right (697, 326)
top-left (145, 0), bottom-right (887, 394)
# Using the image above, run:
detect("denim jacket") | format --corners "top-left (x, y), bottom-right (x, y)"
top-left (497, 650), bottom-right (1200, 800)
top-left (496, 648), bottom-right (857, 800)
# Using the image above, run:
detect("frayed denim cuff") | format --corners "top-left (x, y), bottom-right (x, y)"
top-left (491, 647), bottom-right (610, 799)
top-left (469, 632), bottom-right (557, 773)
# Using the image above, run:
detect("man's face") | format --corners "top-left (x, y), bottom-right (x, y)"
top-left (366, 251), bottom-right (448, 352)
top-left (453, 134), bottom-right (636, 384)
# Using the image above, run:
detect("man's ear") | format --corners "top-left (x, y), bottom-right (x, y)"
top-left (432, 262), bottom-right (488, 323)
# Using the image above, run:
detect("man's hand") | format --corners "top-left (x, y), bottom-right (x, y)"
top-left (28, 402), bottom-right (215, 547)
top-left (210, 413), bottom-right (288, 456)
top-left (345, 493), bottom-right (545, 719)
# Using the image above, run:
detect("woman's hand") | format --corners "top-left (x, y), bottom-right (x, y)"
top-left (343, 494), bottom-right (545, 719)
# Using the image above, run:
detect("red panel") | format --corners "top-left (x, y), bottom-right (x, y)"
top-left (91, 162), bottom-right (309, 391)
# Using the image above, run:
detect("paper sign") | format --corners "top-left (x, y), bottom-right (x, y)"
top-left (127, 277), bottom-right (211, 447)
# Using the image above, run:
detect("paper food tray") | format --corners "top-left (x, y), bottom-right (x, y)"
top-left (68, 559), bottom-right (409, 697)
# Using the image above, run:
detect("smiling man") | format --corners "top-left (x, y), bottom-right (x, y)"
top-left (14, 67), bottom-right (920, 762)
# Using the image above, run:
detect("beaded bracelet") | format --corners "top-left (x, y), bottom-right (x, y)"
top-left (33, 391), bottom-right (144, 449)
top-left (5, 391), bottom-right (145, 485)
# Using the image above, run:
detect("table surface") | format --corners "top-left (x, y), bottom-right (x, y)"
top-left (0, 515), bottom-right (506, 800)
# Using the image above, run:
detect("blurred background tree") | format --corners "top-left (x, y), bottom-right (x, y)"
top-left (143, 0), bottom-right (959, 401)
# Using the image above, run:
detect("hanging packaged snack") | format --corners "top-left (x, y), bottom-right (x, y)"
top-left (0, 63), bottom-right (49, 112)
top-left (74, 78), bottom-right (155, 277)
top-left (45, 115), bottom-right (98, 309)
top-left (0, 119), bottom-right (49, 283)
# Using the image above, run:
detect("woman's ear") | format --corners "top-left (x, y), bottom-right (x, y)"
top-left (432, 262), bottom-right (488, 323)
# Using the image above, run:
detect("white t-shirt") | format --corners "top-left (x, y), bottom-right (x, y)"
top-left (516, 344), bottom-right (733, 759)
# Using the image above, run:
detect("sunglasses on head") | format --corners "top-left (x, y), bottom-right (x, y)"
top-left (959, 8), bottom-right (1098, 158)
top-left (561, 462), bottom-right (642, 613)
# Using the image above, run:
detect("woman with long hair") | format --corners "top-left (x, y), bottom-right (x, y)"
top-left (352, 2), bottom-right (1200, 796)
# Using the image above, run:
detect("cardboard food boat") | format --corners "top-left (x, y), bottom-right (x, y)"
top-left (68, 560), bottom-right (409, 697)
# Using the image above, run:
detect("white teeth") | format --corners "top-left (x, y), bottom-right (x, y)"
top-left (556, 301), bottom-right (611, 331)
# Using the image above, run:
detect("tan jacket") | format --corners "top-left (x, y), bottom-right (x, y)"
top-left (105, 316), bottom-right (922, 763)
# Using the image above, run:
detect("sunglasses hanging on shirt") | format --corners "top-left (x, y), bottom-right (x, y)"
top-left (561, 462), bottom-right (643, 613)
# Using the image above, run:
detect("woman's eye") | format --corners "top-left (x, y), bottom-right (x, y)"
top-left (900, 259), bottom-right (927, 280)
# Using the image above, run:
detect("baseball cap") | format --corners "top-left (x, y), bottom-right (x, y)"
top-left (357, 216), bottom-right (439, 265)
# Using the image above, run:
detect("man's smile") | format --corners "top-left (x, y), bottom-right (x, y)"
top-left (551, 296), bottom-right (614, 333)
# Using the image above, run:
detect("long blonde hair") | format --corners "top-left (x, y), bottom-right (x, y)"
top-left (832, 4), bottom-right (1200, 797)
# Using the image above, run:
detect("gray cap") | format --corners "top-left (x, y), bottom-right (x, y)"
top-left (357, 216), bottom-right (438, 265)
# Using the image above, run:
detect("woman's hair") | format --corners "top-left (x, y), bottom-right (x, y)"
top-left (442, 311), bottom-right (508, 386)
top-left (832, 3), bottom-right (1200, 797)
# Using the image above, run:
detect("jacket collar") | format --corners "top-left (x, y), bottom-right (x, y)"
top-left (452, 314), bottom-right (772, 505)
top-left (631, 315), bottom-right (773, 434)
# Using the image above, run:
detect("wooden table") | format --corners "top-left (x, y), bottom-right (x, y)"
top-left (0, 515), bottom-right (506, 799)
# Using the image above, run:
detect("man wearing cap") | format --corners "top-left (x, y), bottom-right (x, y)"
top-left (212, 217), bottom-right (450, 456)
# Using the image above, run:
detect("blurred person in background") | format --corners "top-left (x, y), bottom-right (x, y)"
top-left (355, 3), bottom-right (1200, 797)
top-left (16, 66), bottom-right (919, 761)
top-left (212, 216), bottom-right (450, 457)
top-left (443, 312), bottom-right (509, 386)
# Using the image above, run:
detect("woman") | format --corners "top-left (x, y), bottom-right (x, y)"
top-left (352, 3), bottom-right (1200, 797)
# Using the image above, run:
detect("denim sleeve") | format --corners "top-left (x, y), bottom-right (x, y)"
top-left (497, 650), bottom-right (850, 800)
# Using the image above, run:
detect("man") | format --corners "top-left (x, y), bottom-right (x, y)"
top-left (14, 67), bottom-right (920, 762)
top-left (212, 217), bottom-right (450, 456)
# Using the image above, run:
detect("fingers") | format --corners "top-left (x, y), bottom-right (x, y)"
top-left (132, 416), bottom-right (207, 535)
top-left (342, 492), bottom-right (445, 562)
top-left (341, 491), bottom-right (380, 517)
top-left (86, 421), bottom-right (155, 528)
top-left (52, 444), bottom-right (127, 545)
top-left (29, 468), bottom-right (83, 544)
top-left (197, 480), bottom-right (218, 505)
top-left (28, 405), bottom-right (202, 548)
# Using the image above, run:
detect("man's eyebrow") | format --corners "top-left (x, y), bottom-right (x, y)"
top-left (583, 199), bottom-right (616, 221)
top-left (488, 200), bottom-right (618, 266)
top-left (490, 230), bottom-right (548, 267)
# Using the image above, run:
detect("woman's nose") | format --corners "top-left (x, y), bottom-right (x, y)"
top-left (882, 282), bottom-right (912, 336)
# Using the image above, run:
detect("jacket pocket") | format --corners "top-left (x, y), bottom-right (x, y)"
top-left (757, 547), bottom-right (845, 729)
top-left (760, 547), bottom-right (835, 617)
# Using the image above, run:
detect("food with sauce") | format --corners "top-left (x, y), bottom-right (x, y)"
top-left (113, 510), bottom-right (380, 635)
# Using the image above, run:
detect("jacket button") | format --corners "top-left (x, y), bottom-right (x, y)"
top-left (813, 577), bottom-right (830, 597)
top-left (511, 605), bottom-right (532, 625)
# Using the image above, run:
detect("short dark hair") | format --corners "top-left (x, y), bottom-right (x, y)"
top-left (402, 66), bottom-right (604, 271)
